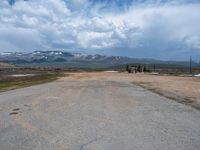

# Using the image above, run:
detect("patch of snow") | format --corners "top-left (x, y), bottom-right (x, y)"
top-left (194, 73), bottom-right (200, 77)
top-left (0, 52), bottom-right (13, 56)
top-left (104, 71), bottom-right (119, 73)
top-left (9, 74), bottom-right (36, 77)
top-left (33, 51), bottom-right (41, 54)
top-left (150, 72), bottom-right (159, 75)
top-left (73, 53), bottom-right (86, 58)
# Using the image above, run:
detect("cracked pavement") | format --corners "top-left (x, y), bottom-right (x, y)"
top-left (0, 73), bottom-right (200, 150)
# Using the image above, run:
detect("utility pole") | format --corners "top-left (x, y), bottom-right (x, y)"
top-left (190, 56), bottom-right (192, 74)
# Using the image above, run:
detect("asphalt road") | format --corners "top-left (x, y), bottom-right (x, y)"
top-left (0, 75), bottom-right (200, 150)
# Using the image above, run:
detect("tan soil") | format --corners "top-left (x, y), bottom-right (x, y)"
top-left (60, 72), bottom-right (200, 110)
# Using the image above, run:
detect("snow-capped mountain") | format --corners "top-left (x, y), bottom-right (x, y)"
top-left (0, 51), bottom-right (195, 68)
top-left (0, 51), bottom-right (137, 68)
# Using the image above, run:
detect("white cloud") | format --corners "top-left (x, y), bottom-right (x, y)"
top-left (185, 36), bottom-right (200, 50)
top-left (0, 0), bottom-right (200, 59)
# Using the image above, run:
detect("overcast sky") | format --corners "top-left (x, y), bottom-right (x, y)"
top-left (0, 0), bottom-right (200, 60)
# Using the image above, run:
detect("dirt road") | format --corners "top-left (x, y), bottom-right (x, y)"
top-left (0, 72), bottom-right (200, 150)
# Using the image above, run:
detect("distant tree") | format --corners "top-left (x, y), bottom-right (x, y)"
top-left (126, 64), bottom-right (129, 72)
top-left (153, 64), bottom-right (156, 72)
top-left (147, 66), bottom-right (151, 72)
top-left (138, 65), bottom-right (141, 72)
top-left (143, 66), bottom-right (147, 72)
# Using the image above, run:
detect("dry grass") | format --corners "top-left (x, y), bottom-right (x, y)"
top-left (0, 73), bottom-right (65, 92)
top-left (130, 74), bottom-right (200, 110)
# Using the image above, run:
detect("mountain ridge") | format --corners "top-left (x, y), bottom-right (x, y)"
top-left (0, 51), bottom-right (198, 68)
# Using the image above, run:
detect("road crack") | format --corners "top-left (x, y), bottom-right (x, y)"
top-left (80, 136), bottom-right (103, 150)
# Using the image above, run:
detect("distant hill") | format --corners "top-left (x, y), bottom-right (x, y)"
top-left (0, 62), bottom-right (15, 68)
top-left (0, 51), bottom-right (199, 69)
